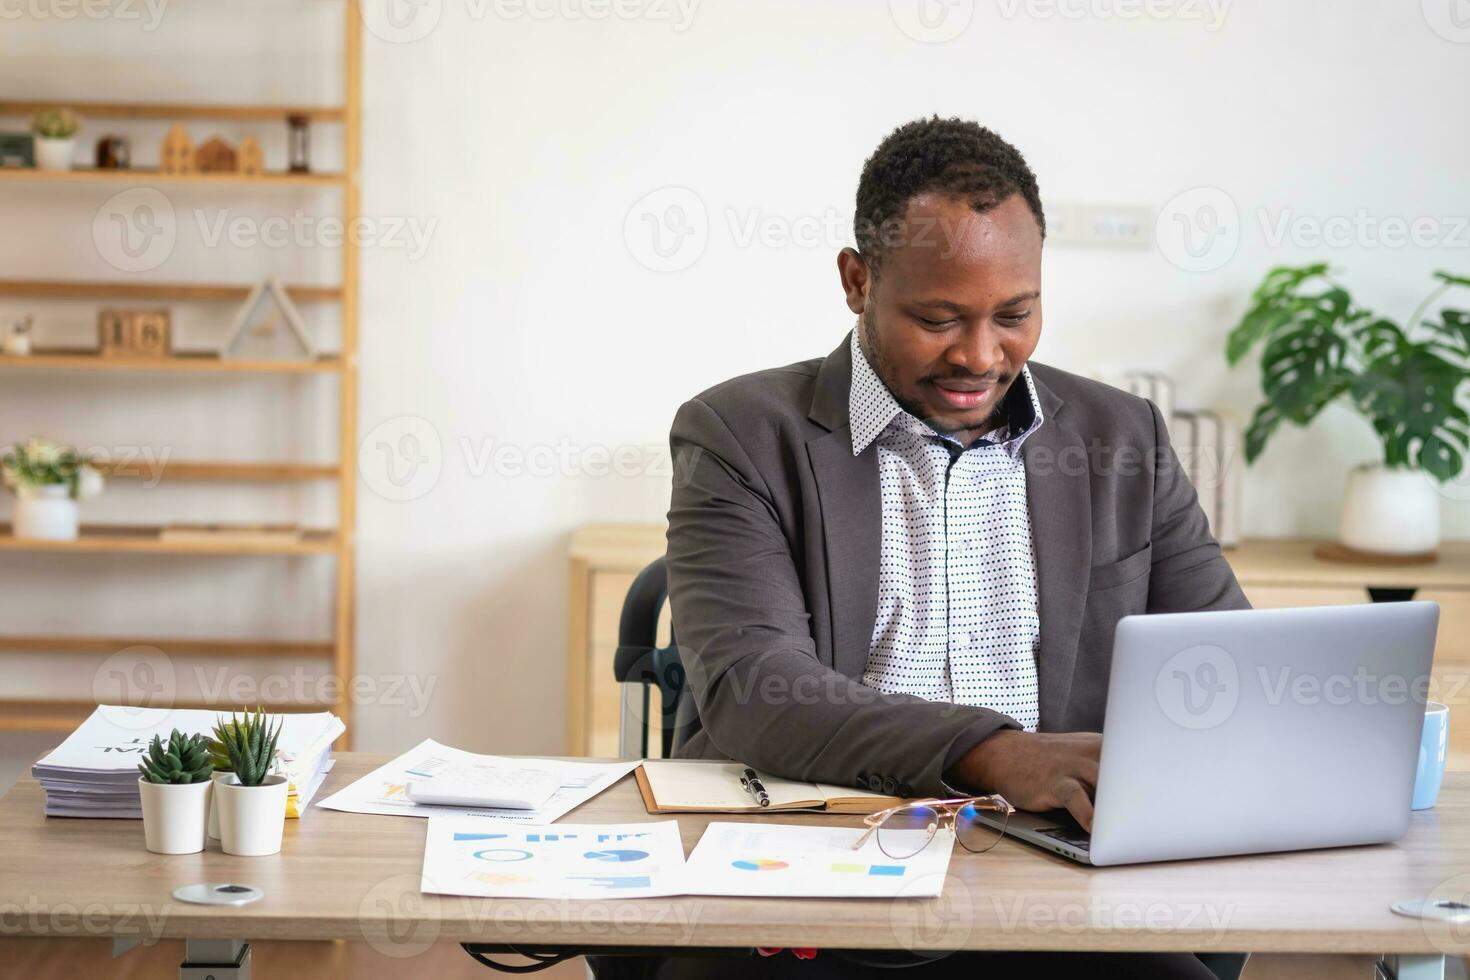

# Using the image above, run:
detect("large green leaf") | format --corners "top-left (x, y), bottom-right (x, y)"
top-left (1353, 342), bottom-right (1470, 480)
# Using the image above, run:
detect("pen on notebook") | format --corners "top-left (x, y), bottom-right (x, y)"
top-left (740, 767), bottom-right (771, 808)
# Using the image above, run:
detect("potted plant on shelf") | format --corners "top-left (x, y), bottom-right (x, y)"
top-left (1, 438), bottom-right (105, 541)
top-left (210, 708), bottom-right (288, 856)
top-left (31, 108), bottom-right (80, 172)
top-left (137, 730), bottom-right (214, 855)
top-left (1227, 265), bottom-right (1470, 558)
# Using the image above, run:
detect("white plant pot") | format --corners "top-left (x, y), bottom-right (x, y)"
top-left (1338, 465), bottom-right (1441, 555)
top-left (215, 774), bottom-right (289, 856)
top-left (1, 333), bottom-right (30, 356)
top-left (207, 770), bottom-right (232, 840)
top-left (34, 136), bottom-right (76, 171)
top-left (138, 777), bottom-right (211, 855)
top-left (13, 485), bottom-right (78, 540)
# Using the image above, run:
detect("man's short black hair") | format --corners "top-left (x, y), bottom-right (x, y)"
top-left (854, 116), bottom-right (1045, 264)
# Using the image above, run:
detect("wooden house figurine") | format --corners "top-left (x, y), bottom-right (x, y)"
top-left (159, 124), bottom-right (194, 174)
top-left (195, 137), bottom-right (237, 173)
top-left (221, 279), bottom-right (314, 360)
top-left (237, 137), bottom-right (264, 176)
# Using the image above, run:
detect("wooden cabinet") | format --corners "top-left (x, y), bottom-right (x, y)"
top-left (568, 527), bottom-right (1469, 770)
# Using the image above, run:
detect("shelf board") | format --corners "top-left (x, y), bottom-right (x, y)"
top-left (0, 100), bottom-right (345, 122)
top-left (0, 524), bottom-right (338, 555)
top-left (0, 167), bottom-right (344, 187)
top-left (0, 697), bottom-right (337, 733)
top-left (94, 460), bottom-right (340, 482)
top-left (0, 351), bottom-right (342, 374)
top-left (0, 635), bottom-right (332, 657)
top-left (0, 278), bottom-right (341, 303)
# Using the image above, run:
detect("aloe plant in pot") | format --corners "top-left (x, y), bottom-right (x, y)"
top-left (210, 708), bottom-right (287, 856)
top-left (1227, 265), bottom-right (1470, 557)
top-left (137, 730), bottom-right (214, 854)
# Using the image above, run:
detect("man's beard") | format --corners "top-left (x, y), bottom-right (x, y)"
top-left (858, 312), bottom-right (1007, 437)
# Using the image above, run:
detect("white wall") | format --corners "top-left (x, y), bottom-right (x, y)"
top-left (3, 0), bottom-right (1468, 755)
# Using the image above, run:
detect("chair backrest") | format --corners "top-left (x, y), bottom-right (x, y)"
top-left (610, 557), bottom-right (701, 759)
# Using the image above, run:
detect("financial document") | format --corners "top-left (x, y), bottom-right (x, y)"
top-left (421, 818), bottom-right (687, 899)
top-left (315, 738), bottom-right (639, 822)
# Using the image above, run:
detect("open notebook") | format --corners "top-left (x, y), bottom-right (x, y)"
top-left (637, 759), bottom-right (904, 815)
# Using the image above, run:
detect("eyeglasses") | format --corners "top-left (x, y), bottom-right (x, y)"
top-left (853, 795), bottom-right (1016, 859)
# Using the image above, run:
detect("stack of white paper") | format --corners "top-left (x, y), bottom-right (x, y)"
top-left (32, 706), bottom-right (343, 819)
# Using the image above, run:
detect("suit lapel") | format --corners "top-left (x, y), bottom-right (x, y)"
top-left (807, 430), bottom-right (880, 678)
top-left (1023, 381), bottom-right (1093, 730)
top-left (806, 334), bottom-right (881, 678)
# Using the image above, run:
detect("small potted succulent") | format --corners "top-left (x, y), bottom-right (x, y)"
top-left (137, 730), bottom-right (214, 854)
top-left (2, 438), bottom-right (105, 541)
top-left (31, 108), bottom-right (80, 172)
top-left (205, 718), bottom-right (239, 840)
top-left (210, 708), bottom-right (288, 856)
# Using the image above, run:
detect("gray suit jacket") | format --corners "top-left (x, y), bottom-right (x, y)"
top-left (665, 333), bottom-right (1249, 797)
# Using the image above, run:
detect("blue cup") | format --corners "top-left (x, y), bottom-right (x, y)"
top-left (1412, 701), bottom-right (1449, 811)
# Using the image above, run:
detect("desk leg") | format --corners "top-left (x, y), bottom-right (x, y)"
top-left (179, 938), bottom-right (251, 980)
top-left (1377, 953), bottom-right (1445, 980)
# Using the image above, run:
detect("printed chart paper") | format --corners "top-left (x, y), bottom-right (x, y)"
top-left (314, 739), bottom-right (638, 822)
top-left (682, 821), bottom-right (954, 897)
top-left (421, 818), bottom-right (687, 899)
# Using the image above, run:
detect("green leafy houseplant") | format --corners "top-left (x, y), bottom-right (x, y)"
top-left (211, 708), bottom-right (282, 786)
top-left (31, 108), bottom-right (80, 139)
top-left (137, 730), bottom-right (214, 785)
top-left (1226, 265), bottom-right (1470, 481)
top-left (1, 438), bottom-right (104, 500)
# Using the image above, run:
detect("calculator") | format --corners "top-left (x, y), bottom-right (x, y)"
top-left (406, 765), bottom-right (561, 809)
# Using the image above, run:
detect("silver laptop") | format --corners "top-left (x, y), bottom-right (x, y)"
top-left (974, 602), bottom-right (1438, 866)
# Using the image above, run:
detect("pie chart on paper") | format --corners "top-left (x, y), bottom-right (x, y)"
top-left (731, 858), bottom-right (789, 872)
top-left (583, 849), bottom-right (649, 863)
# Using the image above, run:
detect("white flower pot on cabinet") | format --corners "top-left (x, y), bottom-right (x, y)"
top-left (13, 485), bottom-right (78, 540)
top-left (214, 774), bottom-right (288, 856)
top-left (34, 137), bottom-right (76, 171)
top-left (207, 770), bottom-right (232, 840)
top-left (138, 777), bottom-right (211, 855)
top-left (1338, 465), bottom-right (1441, 556)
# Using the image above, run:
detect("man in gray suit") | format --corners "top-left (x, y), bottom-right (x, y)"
top-left (658, 117), bottom-right (1248, 979)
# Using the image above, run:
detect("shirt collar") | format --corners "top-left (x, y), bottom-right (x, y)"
top-left (847, 328), bottom-right (1045, 458)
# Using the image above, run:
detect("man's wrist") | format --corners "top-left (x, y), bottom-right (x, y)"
top-left (947, 728), bottom-right (1027, 795)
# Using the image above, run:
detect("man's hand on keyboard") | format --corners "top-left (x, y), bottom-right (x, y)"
top-left (948, 730), bottom-right (1103, 831)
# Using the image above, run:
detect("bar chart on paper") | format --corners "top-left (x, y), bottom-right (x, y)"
top-left (683, 822), bottom-right (954, 897)
top-left (420, 818), bottom-right (687, 899)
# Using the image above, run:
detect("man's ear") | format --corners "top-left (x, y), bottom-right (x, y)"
top-left (836, 247), bottom-right (871, 316)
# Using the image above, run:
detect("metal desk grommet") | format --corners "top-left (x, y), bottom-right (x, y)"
top-left (172, 883), bottom-right (264, 906)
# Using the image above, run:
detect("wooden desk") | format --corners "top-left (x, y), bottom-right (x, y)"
top-left (0, 755), bottom-right (1467, 977)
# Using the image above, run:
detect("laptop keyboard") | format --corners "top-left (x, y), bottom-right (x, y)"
top-left (1034, 822), bottom-right (1092, 851)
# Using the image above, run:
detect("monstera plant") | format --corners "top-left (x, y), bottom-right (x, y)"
top-left (1226, 265), bottom-right (1470, 556)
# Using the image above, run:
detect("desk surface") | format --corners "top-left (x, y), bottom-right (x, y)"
top-left (1, 756), bottom-right (1467, 957)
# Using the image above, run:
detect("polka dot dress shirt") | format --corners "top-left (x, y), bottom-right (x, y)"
top-left (848, 329), bottom-right (1044, 732)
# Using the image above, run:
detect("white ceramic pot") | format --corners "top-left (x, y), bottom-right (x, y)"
top-left (207, 770), bottom-right (232, 840)
top-left (34, 137), bottom-right (75, 171)
top-left (13, 484), bottom-right (79, 540)
top-left (1, 333), bottom-right (30, 356)
top-left (215, 774), bottom-right (288, 856)
top-left (138, 777), bottom-right (211, 855)
top-left (1338, 465), bottom-right (1441, 555)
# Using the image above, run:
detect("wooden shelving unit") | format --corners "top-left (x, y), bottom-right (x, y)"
top-left (0, 5), bottom-right (362, 742)
top-left (0, 167), bottom-right (344, 187)
top-left (0, 100), bottom-right (345, 122)
top-left (0, 698), bottom-right (337, 734)
top-left (0, 352), bottom-right (343, 374)
top-left (0, 279), bottom-right (341, 303)
top-left (94, 460), bottom-right (340, 482)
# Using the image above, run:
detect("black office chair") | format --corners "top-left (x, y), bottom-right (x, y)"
top-left (610, 556), bottom-right (701, 759)
top-left (603, 558), bottom-right (1246, 980)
